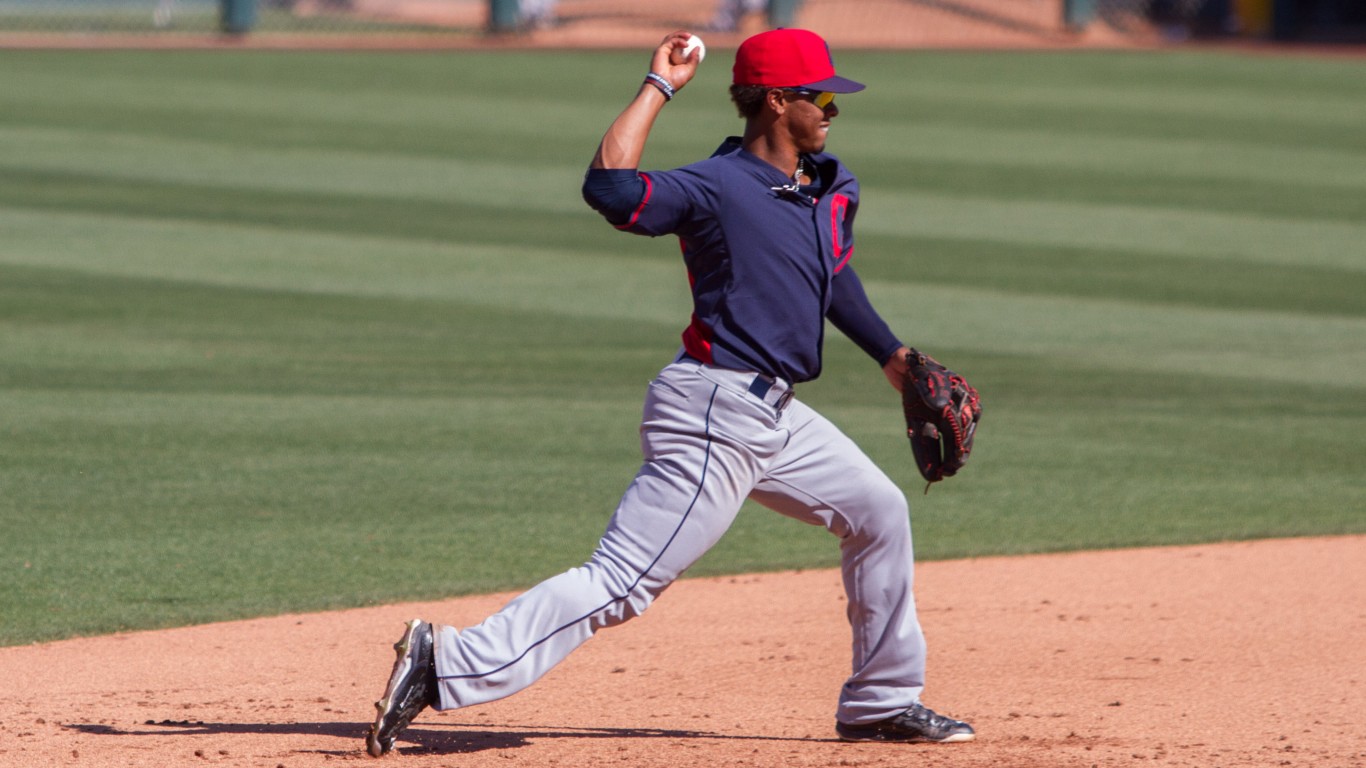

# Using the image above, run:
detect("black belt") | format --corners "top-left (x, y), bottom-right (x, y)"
top-left (746, 374), bottom-right (794, 412)
top-left (676, 352), bottom-right (794, 412)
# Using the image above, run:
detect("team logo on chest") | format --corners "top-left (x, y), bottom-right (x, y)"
top-left (829, 193), bottom-right (853, 273)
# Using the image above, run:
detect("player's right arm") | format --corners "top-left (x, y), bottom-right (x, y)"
top-left (591, 31), bottom-right (700, 170)
top-left (584, 32), bottom-right (702, 230)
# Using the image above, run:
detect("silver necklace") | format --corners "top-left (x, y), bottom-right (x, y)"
top-left (771, 157), bottom-right (811, 200)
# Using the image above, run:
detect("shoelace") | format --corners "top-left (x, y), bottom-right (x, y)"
top-left (902, 706), bottom-right (952, 728)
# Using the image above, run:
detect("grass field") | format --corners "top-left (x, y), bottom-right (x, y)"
top-left (1, 48), bottom-right (1363, 646)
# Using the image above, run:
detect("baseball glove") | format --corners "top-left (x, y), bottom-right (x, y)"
top-left (900, 348), bottom-right (981, 491)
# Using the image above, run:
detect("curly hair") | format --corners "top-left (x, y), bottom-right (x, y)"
top-left (729, 84), bottom-right (770, 119)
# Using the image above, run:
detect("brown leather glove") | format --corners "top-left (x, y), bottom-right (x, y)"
top-left (900, 348), bottom-right (982, 491)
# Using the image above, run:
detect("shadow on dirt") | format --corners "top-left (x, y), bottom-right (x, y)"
top-left (65, 719), bottom-right (827, 755)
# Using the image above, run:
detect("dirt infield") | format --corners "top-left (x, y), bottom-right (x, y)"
top-left (2, 535), bottom-right (1363, 767)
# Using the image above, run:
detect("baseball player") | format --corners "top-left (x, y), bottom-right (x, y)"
top-left (365, 28), bottom-right (975, 757)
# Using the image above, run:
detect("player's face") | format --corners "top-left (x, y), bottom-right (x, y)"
top-left (781, 89), bottom-right (839, 153)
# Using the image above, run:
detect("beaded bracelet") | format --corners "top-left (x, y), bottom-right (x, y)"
top-left (644, 72), bottom-right (675, 101)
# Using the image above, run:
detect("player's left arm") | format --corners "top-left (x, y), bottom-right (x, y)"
top-left (880, 344), bottom-right (912, 394)
top-left (826, 266), bottom-right (909, 392)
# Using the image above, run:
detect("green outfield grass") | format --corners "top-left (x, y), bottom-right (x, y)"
top-left (1, 49), bottom-right (1363, 646)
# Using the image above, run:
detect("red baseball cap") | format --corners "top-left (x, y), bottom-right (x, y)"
top-left (732, 28), bottom-right (865, 93)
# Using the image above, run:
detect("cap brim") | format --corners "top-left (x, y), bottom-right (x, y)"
top-left (801, 75), bottom-right (865, 93)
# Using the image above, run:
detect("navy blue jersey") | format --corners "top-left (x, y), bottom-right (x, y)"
top-left (585, 138), bottom-right (901, 384)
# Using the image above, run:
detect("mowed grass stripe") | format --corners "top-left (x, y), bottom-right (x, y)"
top-left (854, 234), bottom-right (1366, 318)
top-left (846, 121), bottom-right (1366, 193)
top-left (0, 209), bottom-right (688, 323)
top-left (3, 85), bottom-right (611, 163)
top-left (861, 281), bottom-right (1366, 387)
top-left (818, 378), bottom-right (1362, 544)
top-left (859, 189), bottom-right (1366, 273)
top-left (860, 158), bottom-right (1366, 224)
top-left (852, 51), bottom-right (1366, 151)
top-left (863, 50), bottom-right (1365, 108)
top-left (865, 79), bottom-right (1366, 151)
top-left (0, 261), bottom-right (678, 398)
top-left (7, 120), bottom-right (1364, 222)
top-left (0, 168), bottom-right (616, 256)
top-left (852, 122), bottom-right (1366, 196)
top-left (0, 51), bottom-right (706, 165)
top-left (0, 126), bottom-right (590, 214)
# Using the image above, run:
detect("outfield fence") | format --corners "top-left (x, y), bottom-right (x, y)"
top-left (3, 0), bottom-right (1347, 46)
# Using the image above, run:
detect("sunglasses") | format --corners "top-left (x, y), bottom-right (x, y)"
top-left (784, 88), bottom-right (836, 110)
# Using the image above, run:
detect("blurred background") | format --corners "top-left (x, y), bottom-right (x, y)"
top-left (1, 0), bottom-right (1362, 47)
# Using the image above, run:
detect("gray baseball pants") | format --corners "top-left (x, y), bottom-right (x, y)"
top-left (432, 355), bottom-right (926, 725)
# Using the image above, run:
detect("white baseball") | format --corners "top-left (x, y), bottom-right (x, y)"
top-left (682, 35), bottom-right (706, 63)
